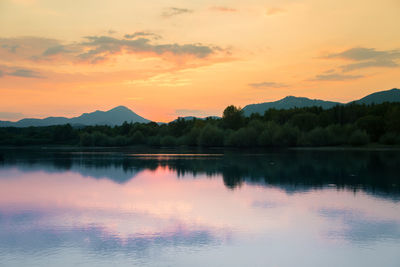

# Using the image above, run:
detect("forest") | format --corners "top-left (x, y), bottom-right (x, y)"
top-left (1, 102), bottom-right (400, 148)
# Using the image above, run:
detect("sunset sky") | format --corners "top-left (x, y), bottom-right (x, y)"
top-left (1, 0), bottom-right (399, 122)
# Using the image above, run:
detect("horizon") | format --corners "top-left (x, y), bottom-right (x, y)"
top-left (1, 0), bottom-right (400, 122)
top-left (1, 87), bottom-right (399, 123)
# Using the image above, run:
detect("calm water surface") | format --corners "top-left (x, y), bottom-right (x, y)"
top-left (0, 149), bottom-right (399, 267)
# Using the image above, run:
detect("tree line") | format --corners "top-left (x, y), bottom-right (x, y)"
top-left (1, 102), bottom-right (400, 147)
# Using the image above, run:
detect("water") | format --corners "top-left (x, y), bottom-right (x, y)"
top-left (0, 148), bottom-right (399, 267)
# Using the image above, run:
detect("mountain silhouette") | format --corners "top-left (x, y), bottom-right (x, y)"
top-left (355, 88), bottom-right (400, 105)
top-left (0, 106), bottom-right (150, 127)
top-left (243, 88), bottom-right (400, 116)
top-left (1, 88), bottom-right (399, 127)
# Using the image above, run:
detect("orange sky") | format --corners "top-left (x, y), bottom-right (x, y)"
top-left (0, 0), bottom-right (399, 122)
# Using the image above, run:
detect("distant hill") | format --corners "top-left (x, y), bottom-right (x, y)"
top-left (355, 88), bottom-right (400, 105)
top-left (0, 106), bottom-right (150, 127)
top-left (243, 96), bottom-right (340, 116)
top-left (243, 88), bottom-right (400, 116)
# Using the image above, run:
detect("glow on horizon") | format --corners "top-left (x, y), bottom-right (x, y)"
top-left (0, 0), bottom-right (399, 122)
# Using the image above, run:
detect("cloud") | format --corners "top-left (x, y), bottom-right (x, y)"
top-left (0, 65), bottom-right (44, 79)
top-left (0, 34), bottom-right (226, 66)
top-left (8, 68), bottom-right (44, 78)
top-left (248, 81), bottom-right (289, 88)
top-left (266, 7), bottom-right (285, 16)
top-left (42, 45), bottom-right (70, 56)
top-left (78, 35), bottom-right (215, 63)
top-left (1, 44), bottom-right (18, 53)
top-left (0, 112), bottom-right (24, 120)
top-left (162, 7), bottom-right (193, 18)
top-left (313, 73), bottom-right (363, 81)
top-left (210, 6), bottom-right (237, 12)
top-left (124, 31), bottom-right (161, 40)
top-left (327, 47), bottom-right (400, 71)
top-left (341, 60), bottom-right (398, 72)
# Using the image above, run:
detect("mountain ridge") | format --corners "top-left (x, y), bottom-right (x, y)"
top-left (243, 88), bottom-right (400, 116)
top-left (1, 88), bottom-right (399, 127)
top-left (0, 106), bottom-right (150, 127)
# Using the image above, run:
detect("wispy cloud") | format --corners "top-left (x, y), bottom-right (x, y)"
top-left (210, 6), bottom-right (237, 13)
top-left (312, 73), bottom-right (363, 81)
top-left (248, 81), bottom-right (288, 88)
top-left (0, 65), bottom-right (45, 79)
top-left (327, 47), bottom-right (400, 72)
top-left (161, 7), bottom-right (193, 18)
top-left (42, 45), bottom-right (71, 56)
top-left (124, 31), bottom-right (161, 40)
top-left (8, 68), bottom-right (44, 78)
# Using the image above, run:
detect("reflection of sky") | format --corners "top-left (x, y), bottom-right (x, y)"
top-left (0, 165), bottom-right (400, 266)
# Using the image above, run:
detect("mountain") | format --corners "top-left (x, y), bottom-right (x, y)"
top-left (355, 88), bottom-right (400, 105)
top-left (243, 88), bottom-right (400, 116)
top-left (243, 96), bottom-right (340, 116)
top-left (0, 106), bottom-right (150, 127)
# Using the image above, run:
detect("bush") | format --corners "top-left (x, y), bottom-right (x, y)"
top-left (160, 135), bottom-right (177, 147)
top-left (302, 127), bottom-right (332, 146)
top-left (198, 125), bottom-right (224, 147)
top-left (290, 112), bottom-right (318, 131)
top-left (348, 130), bottom-right (369, 146)
top-left (113, 135), bottom-right (129, 146)
top-left (274, 124), bottom-right (300, 147)
top-left (356, 115), bottom-right (385, 141)
top-left (131, 130), bottom-right (145, 145)
top-left (147, 135), bottom-right (161, 146)
top-left (80, 132), bottom-right (94, 146)
top-left (226, 127), bottom-right (258, 147)
top-left (258, 122), bottom-right (279, 147)
top-left (379, 132), bottom-right (400, 145)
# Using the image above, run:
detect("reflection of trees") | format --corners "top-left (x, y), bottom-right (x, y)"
top-left (2, 150), bottom-right (400, 199)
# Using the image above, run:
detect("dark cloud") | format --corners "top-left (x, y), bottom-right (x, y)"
top-left (327, 47), bottom-right (400, 72)
top-left (124, 31), bottom-right (161, 40)
top-left (0, 70), bottom-right (3, 77)
top-left (8, 68), bottom-right (44, 78)
top-left (78, 35), bottom-right (215, 62)
top-left (210, 6), bottom-right (237, 12)
top-left (162, 7), bottom-right (193, 18)
top-left (248, 81), bottom-right (289, 88)
top-left (313, 73), bottom-right (363, 81)
top-left (42, 45), bottom-right (70, 56)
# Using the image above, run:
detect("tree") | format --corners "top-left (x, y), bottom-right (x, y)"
top-left (222, 105), bottom-right (244, 130)
top-left (198, 125), bottom-right (224, 147)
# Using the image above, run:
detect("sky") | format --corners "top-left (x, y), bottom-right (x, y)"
top-left (0, 0), bottom-right (399, 122)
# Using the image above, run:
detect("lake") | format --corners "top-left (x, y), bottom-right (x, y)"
top-left (0, 148), bottom-right (399, 267)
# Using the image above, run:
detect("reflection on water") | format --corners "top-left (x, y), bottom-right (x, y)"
top-left (0, 149), bottom-right (399, 267)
